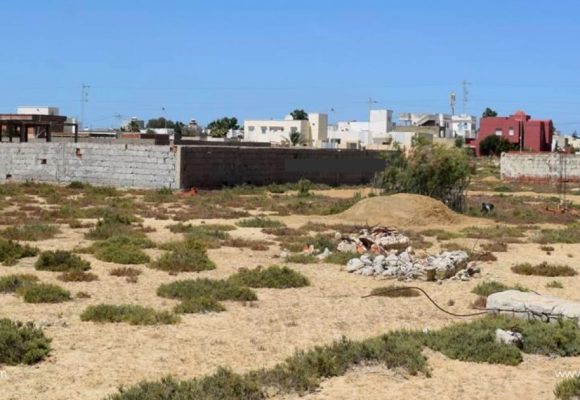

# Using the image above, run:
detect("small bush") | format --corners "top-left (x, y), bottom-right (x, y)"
top-left (297, 178), bottom-right (312, 197)
top-left (1, 224), bottom-right (60, 241)
top-left (67, 181), bottom-right (86, 189)
top-left (91, 236), bottom-right (151, 265)
top-left (462, 225), bottom-right (527, 242)
top-left (286, 254), bottom-right (318, 264)
top-left (19, 284), bottom-right (71, 303)
top-left (512, 262), bottom-right (577, 277)
top-left (228, 266), bottom-right (309, 289)
top-left (0, 239), bottom-right (39, 266)
top-left (471, 281), bottom-right (529, 309)
top-left (110, 267), bottom-right (142, 278)
top-left (237, 217), bottom-right (285, 228)
top-left (0, 319), bottom-right (51, 365)
top-left (150, 240), bottom-right (215, 273)
top-left (58, 271), bottom-right (98, 282)
top-left (546, 280), bottom-right (564, 289)
top-left (174, 297), bottom-right (226, 314)
top-left (367, 285), bottom-right (420, 298)
top-left (85, 214), bottom-right (137, 240)
top-left (168, 223), bottom-right (235, 248)
top-left (540, 245), bottom-right (555, 252)
top-left (35, 250), bottom-right (91, 272)
top-left (0, 274), bottom-right (39, 293)
top-left (143, 188), bottom-right (175, 203)
top-left (76, 291), bottom-right (91, 299)
top-left (222, 238), bottom-right (270, 251)
top-left (81, 304), bottom-right (180, 325)
top-left (420, 229), bottom-right (462, 241)
top-left (536, 224), bottom-right (580, 244)
top-left (158, 278), bottom-right (257, 302)
top-left (481, 241), bottom-right (508, 252)
top-left (555, 376), bottom-right (580, 400)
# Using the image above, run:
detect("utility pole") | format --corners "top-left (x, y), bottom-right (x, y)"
top-left (80, 84), bottom-right (90, 131)
top-left (461, 80), bottom-right (471, 115)
top-left (449, 91), bottom-right (456, 115)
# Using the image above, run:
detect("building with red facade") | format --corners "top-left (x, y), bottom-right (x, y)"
top-left (473, 111), bottom-right (554, 155)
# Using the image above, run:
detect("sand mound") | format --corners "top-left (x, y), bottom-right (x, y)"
top-left (335, 193), bottom-right (482, 229)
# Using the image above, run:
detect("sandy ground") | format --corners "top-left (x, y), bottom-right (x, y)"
top-left (1, 200), bottom-right (579, 399)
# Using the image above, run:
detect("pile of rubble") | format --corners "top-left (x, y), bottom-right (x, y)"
top-left (345, 249), bottom-right (479, 281)
top-left (336, 226), bottom-right (409, 254)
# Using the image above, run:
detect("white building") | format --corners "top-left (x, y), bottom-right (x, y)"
top-left (243, 113), bottom-right (328, 146)
top-left (326, 109), bottom-right (394, 148)
top-left (399, 112), bottom-right (453, 138)
top-left (17, 106), bottom-right (60, 116)
top-left (451, 114), bottom-right (478, 139)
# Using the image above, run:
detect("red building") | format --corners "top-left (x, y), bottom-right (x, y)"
top-left (474, 111), bottom-right (554, 155)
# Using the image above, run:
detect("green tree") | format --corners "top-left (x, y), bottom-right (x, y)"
top-left (127, 120), bottom-right (141, 133)
top-left (290, 109), bottom-right (308, 121)
top-left (454, 136), bottom-right (464, 148)
top-left (479, 135), bottom-right (517, 156)
top-left (206, 117), bottom-right (239, 138)
top-left (378, 143), bottom-right (473, 211)
top-left (146, 117), bottom-right (176, 129)
top-left (482, 107), bottom-right (498, 118)
top-left (288, 131), bottom-right (305, 146)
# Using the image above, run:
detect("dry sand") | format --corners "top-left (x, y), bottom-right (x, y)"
top-left (0, 193), bottom-right (579, 400)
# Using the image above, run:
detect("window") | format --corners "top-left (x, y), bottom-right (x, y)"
top-left (290, 127), bottom-right (298, 133)
top-left (261, 127), bottom-right (267, 134)
top-left (248, 126), bottom-right (255, 132)
top-left (495, 128), bottom-right (502, 136)
top-left (508, 127), bottom-right (514, 136)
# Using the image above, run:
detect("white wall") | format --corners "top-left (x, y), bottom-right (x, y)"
top-left (243, 119), bottom-right (309, 144)
top-left (17, 106), bottom-right (59, 116)
top-left (452, 114), bottom-right (477, 139)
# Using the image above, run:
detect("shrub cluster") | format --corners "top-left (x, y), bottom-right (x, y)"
top-left (91, 235), bottom-right (152, 264)
top-left (237, 217), bottom-right (286, 229)
top-left (1, 224), bottom-right (60, 241)
top-left (228, 266), bottom-right (309, 289)
top-left (0, 319), bottom-right (51, 365)
top-left (35, 250), bottom-right (91, 272)
top-left (150, 239), bottom-right (215, 273)
top-left (0, 274), bottom-right (39, 293)
top-left (81, 304), bottom-right (179, 325)
top-left (19, 283), bottom-right (71, 303)
top-left (511, 262), bottom-right (577, 277)
top-left (0, 239), bottom-right (39, 266)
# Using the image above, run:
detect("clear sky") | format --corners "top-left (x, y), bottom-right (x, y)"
top-left (1, 0), bottom-right (580, 132)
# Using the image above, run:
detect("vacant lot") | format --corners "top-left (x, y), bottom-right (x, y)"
top-left (0, 181), bottom-right (579, 400)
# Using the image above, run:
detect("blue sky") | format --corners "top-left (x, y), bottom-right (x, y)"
top-left (1, 0), bottom-right (580, 132)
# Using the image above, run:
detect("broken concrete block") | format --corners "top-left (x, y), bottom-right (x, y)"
top-left (495, 329), bottom-right (523, 347)
top-left (487, 290), bottom-right (580, 325)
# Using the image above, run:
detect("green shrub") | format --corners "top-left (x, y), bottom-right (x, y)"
top-left (0, 319), bottom-right (51, 365)
top-left (237, 217), bottom-right (285, 228)
top-left (462, 225), bottom-right (527, 242)
top-left (222, 238), bottom-right (270, 251)
top-left (420, 229), bottom-right (462, 241)
top-left (547, 280), bottom-right (564, 289)
top-left (19, 284), bottom-right (71, 303)
top-left (471, 281), bottom-right (528, 297)
top-left (91, 236), bottom-right (152, 265)
top-left (174, 297), bottom-right (226, 314)
top-left (0, 274), bottom-right (39, 293)
top-left (480, 241), bottom-right (508, 252)
top-left (297, 178), bottom-right (312, 197)
top-left (0, 239), bottom-right (39, 266)
top-left (324, 251), bottom-right (358, 265)
top-left (555, 376), bottom-right (580, 400)
top-left (58, 271), bottom-right (98, 282)
top-left (67, 181), bottom-right (86, 189)
top-left (158, 278), bottom-right (257, 302)
top-left (367, 285), bottom-right (420, 298)
top-left (228, 266), bottom-right (310, 289)
top-left (143, 188), bottom-right (175, 203)
top-left (81, 304), bottom-right (179, 325)
top-left (286, 254), bottom-right (318, 264)
top-left (1, 223), bottom-right (60, 241)
top-left (35, 250), bottom-right (90, 272)
top-left (150, 240), bottom-right (215, 273)
top-left (85, 214), bottom-right (137, 240)
top-left (110, 267), bottom-right (142, 277)
top-left (536, 223), bottom-right (580, 244)
top-left (512, 262), bottom-right (577, 277)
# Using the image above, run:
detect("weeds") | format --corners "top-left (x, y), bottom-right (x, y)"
top-left (324, 251), bottom-right (359, 265)
top-left (420, 229), bottom-right (462, 241)
top-left (168, 223), bottom-right (235, 248)
top-left (536, 224), bottom-right (580, 244)
top-left (174, 297), bottom-right (226, 314)
top-left (480, 241), bottom-right (508, 252)
top-left (546, 280), bottom-right (564, 289)
top-left (110, 267), bottom-right (142, 278)
top-left (1, 223), bottom-right (60, 241)
top-left (237, 217), bottom-right (286, 228)
top-left (58, 271), bottom-right (98, 282)
top-left (368, 285), bottom-right (420, 297)
top-left (35, 251), bottom-right (91, 272)
top-left (555, 376), bottom-right (580, 400)
top-left (286, 254), bottom-right (318, 264)
top-left (222, 238), bottom-right (271, 251)
top-left (158, 278), bottom-right (257, 302)
top-left (150, 240), bottom-right (215, 274)
top-left (228, 266), bottom-right (309, 289)
top-left (0, 319), bottom-right (51, 365)
top-left (81, 304), bottom-right (180, 325)
top-left (19, 283), bottom-right (71, 303)
top-left (0, 239), bottom-right (38, 266)
top-left (91, 236), bottom-right (152, 265)
top-left (512, 262), bottom-right (577, 277)
top-left (462, 225), bottom-right (528, 242)
top-left (0, 274), bottom-right (39, 293)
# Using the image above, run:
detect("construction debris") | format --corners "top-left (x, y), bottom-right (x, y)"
top-left (336, 226), bottom-right (410, 255)
top-left (346, 250), bottom-right (477, 281)
top-left (495, 329), bottom-right (523, 347)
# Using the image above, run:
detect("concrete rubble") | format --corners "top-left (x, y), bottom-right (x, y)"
top-left (487, 290), bottom-right (580, 326)
top-left (336, 226), bottom-right (410, 254)
top-left (345, 249), bottom-right (477, 281)
top-left (495, 329), bottom-right (523, 347)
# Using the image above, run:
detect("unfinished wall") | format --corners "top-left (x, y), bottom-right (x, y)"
top-left (0, 142), bottom-right (178, 188)
top-left (501, 153), bottom-right (580, 183)
top-left (180, 146), bottom-right (387, 188)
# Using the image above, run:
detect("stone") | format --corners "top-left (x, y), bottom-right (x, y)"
top-left (360, 255), bottom-right (373, 265)
top-left (487, 290), bottom-right (580, 325)
top-left (360, 266), bottom-right (375, 276)
top-left (317, 248), bottom-right (332, 260)
top-left (495, 329), bottom-right (523, 347)
top-left (346, 258), bottom-right (365, 272)
top-left (373, 263), bottom-right (385, 274)
top-left (337, 241), bottom-right (357, 253)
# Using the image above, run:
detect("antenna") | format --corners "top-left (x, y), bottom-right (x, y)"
top-left (80, 84), bottom-right (90, 130)
top-left (449, 91), bottom-right (456, 115)
top-left (461, 80), bottom-right (471, 114)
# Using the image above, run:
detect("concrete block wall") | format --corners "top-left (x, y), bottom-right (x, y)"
top-left (501, 153), bottom-right (580, 183)
top-left (180, 146), bottom-right (387, 188)
top-left (0, 142), bottom-right (178, 188)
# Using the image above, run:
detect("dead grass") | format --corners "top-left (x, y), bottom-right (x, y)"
top-left (511, 262), bottom-right (577, 277)
top-left (367, 285), bottom-right (421, 298)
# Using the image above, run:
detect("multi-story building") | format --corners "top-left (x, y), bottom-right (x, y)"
top-left (451, 114), bottom-right (478, 140)
top-left (243, 113), bottom-right (328, 146)
top-left (399, 112), bottom-right (453, 138)
top-left (326, 109), bottom-right (394, 148)
top-left (474, 110), bottom-right (554, 155)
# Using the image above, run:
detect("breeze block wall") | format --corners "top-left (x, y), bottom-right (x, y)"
top-left (179, 146), bottom-right (388, 188)
top-left (500, 152), bottom-right (580, 183)
top-left (0, 142), bottom-right (178, 188)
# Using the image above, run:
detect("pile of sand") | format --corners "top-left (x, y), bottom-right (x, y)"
top-left (334, 193), bottom-right (484, 229)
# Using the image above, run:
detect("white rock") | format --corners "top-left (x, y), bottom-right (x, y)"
top-left (495, 329), bottom-right (523, 347)
top-left (317, 248), bottom-right (332, 260)
top-left (346, 258), bottom-right (365, 272)
top-left (360, 255), bottom-right (373, 265)
top-left (360, 266), bottom-right (375, 276)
